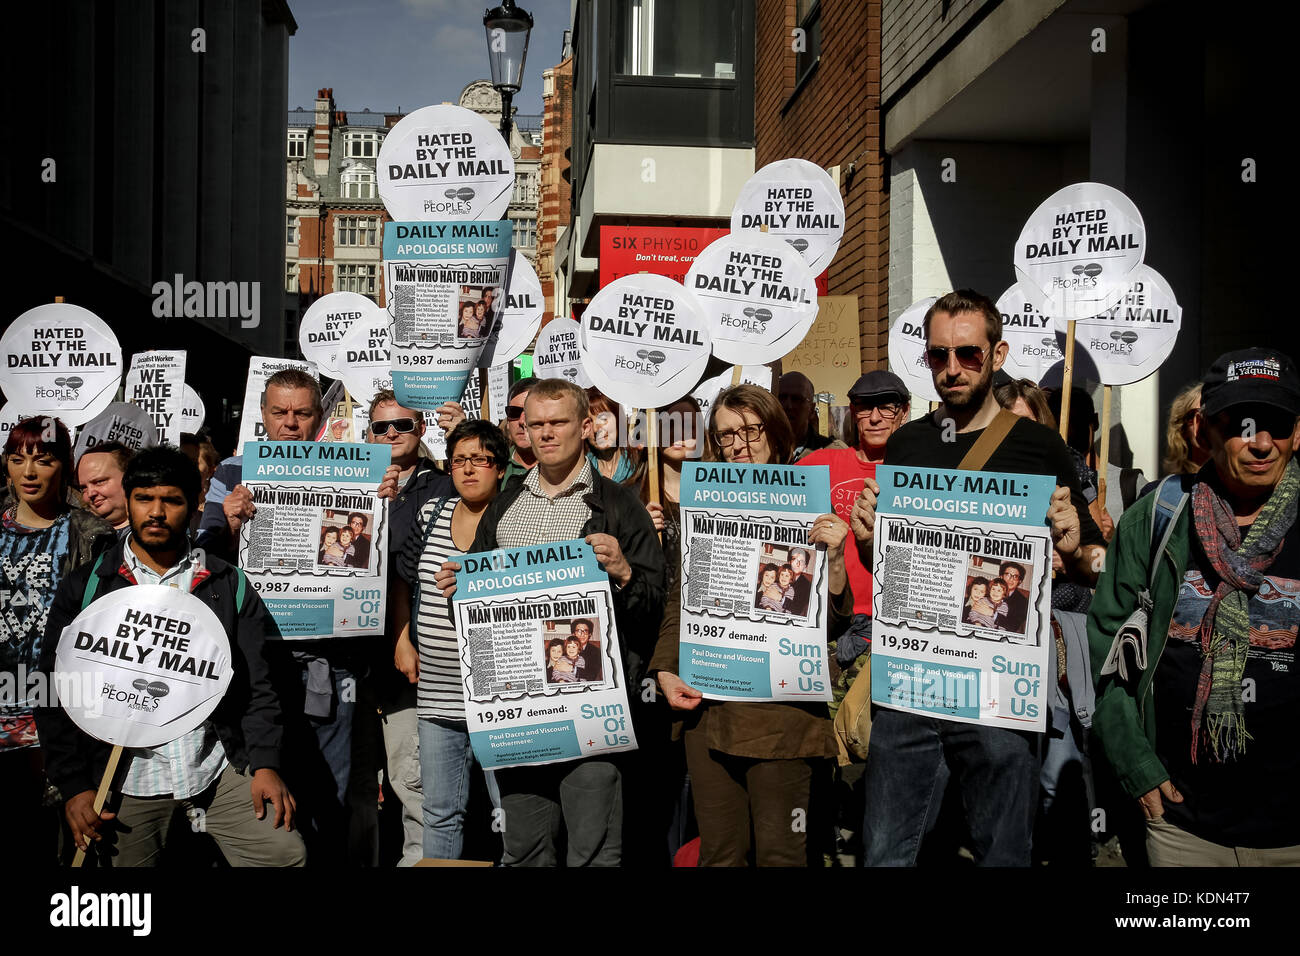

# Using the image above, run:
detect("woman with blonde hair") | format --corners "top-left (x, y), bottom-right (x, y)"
top-left (1162, 383), bottom-right (1210, 476)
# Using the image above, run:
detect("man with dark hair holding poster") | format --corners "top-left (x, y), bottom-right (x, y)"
top-left (434, 378), bottom-right (664, 866)
top-left (36, 447), bottom-right (304, 866)
top-left (851, 290), bottom-right (1105, 866)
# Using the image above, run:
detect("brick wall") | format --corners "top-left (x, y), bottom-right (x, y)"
top-left (537, 58), bottom-right (574, 325)
top-left (755, 0), bottom-right (890, 373)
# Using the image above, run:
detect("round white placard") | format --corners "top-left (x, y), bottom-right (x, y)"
top-left (54, 585), bottom-right (232, 748)
top-left (299, 292), bottom-right (378, 378)
top-left (0, 303), bottom-right (122, 426)
top-left (180, 384), bottom-right (206, 434)
top-left (1013, 182), bottom-right (1146, 320)
top-left (479, 251), bottom-right (544, 368)
top-left (579, 275), bottom-right (713, 409)
top-left (686, 232), bottom-right (819, 366)
top-left (887, 297), bottom-right (940, 404)
top-left (996, 284), bottom-right (1064, 383)
top-left (377, 104), bottom-right (514, 222)
top-left (1070, 264), bottom-right (1182, 386)
top-left (534, 318), bottom-right (592, 389)
top-left (336, 311), bottom-right (393, 406)
top-left (730, 158), bottom-right (845, 275)
top-left (73, 402), bottom-right (159, 458)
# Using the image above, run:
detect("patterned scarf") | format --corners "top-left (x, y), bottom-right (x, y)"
top-left (1189, 458), bottom-right (1300, 762)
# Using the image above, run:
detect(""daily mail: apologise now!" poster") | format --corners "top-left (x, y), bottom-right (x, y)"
top-left (870, 465), bottom-right (1054, 731)
top-left (451, 539), bottom-right (636, 770)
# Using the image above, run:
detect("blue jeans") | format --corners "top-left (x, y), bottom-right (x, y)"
top-left (863, 708), bottom-right (1038, 866)
top-left (286, 664), bottom-right (356, 865)
top-left (418, 716), bottom-right (500, 860)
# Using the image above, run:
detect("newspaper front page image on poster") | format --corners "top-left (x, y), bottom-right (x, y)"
top-left (452, 538), bottom-right (637, 770)
top-left (870, 465), bottom-right (1055, 731)
top-left (237, 441), bottom-right (391, 639)
top-left (678, 461), bottom-right (833, 702)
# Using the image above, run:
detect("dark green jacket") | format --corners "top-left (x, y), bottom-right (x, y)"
top-left (1087, 473), bottom-right (1195, 799)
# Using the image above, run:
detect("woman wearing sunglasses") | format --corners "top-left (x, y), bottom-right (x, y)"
top-left (648, 385), bottom-right (853, 866)
top-left (390, 419), bottom-right (508, 860)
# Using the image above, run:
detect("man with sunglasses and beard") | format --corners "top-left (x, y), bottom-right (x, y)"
top-left (851, 289), bottom-right (1106, 867)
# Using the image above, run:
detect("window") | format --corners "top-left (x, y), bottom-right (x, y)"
top-left (512, 173), bottom-right (536, 204)
top-left (614, 0), bottom-right (738, 79)
top-left (336, 263), bottom-right (377, 296)
top-left (287, 129), bottom-right (308, 159)
top-left (795, 0), bottom-right (821, 87)
top-left (512, 218), bottom-right (536, 248)
top-left (286, 261), bottom-right (299, 293)
top-left (286, 215), bottom-right (297, 244)
top-left (345, 131), bottom-right (381, 158)
top-left (341, 165), bottom-right (376, 200)
top-left (337, 216), bottom-right (378, 246)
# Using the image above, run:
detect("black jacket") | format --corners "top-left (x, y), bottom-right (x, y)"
top-left (35, 538), bottom-right (293, 798)
top-left (388, 459), bottom-right (453, 558)
top-left (471, 469), bottom-right (667, 666)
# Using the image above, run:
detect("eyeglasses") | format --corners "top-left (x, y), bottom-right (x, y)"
top-left (450, 455), bottom-right (498, 469)
top-left (505, 405), bottom-right (525, 421)
top-left (925, 346), bottom-right (988, 371)
top-left (851, 401), bottom-right (904, 420)
top-left (713, 423), bottom-right (765, 447)
top-left (370, 418), bottom-right (418, 435)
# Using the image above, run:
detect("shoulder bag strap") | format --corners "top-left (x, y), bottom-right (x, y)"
top-left (956, 409), bottom-right (1020, 472)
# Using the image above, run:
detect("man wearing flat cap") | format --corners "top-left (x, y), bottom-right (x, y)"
top-left (1089, 348), bottom-right (1300, 866)
top-left (801, 370), bottom-right (912, 664)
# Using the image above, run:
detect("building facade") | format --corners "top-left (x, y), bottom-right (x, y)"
top-left (285, 83), bottom-right (541, 351)
top-left (879, 0), bottom-right (1277, 476)
top-left (557, 0), bottom-right (758, 313)
top-left (3, 0), bottom-right (298, 447)
top-left (537, 35), bottom-right (575, 326)
top-left (754, 0), bottom-right (890, 380)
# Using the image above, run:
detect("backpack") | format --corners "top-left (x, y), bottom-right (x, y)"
top-left (1096, 475), bottom-right (1190, 687)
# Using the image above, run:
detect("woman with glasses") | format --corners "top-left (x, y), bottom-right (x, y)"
top-left (649, 384), bottom-right (853, 866)
top-left (586, 389), bottom-right (644, 485)
top-left (390, 419), bottom-right (508, 860)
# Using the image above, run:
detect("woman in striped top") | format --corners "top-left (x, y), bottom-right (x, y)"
top-left (391, 419), bottom-right (509, 861)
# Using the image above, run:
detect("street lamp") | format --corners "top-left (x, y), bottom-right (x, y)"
top-left (483, 1), bottom-right (533, 141)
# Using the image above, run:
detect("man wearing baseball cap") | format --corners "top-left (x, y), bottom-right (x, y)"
top-left (802, 371), bottom-right (911, 666)
top-left (1089, 347), bottom-right (1300, 865)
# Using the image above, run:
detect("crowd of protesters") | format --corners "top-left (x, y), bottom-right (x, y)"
top-left (2, 287), bottom-right (1296, 868)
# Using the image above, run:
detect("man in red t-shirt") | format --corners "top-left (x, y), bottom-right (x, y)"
top-left (800, 370), bottom-right (911, 660)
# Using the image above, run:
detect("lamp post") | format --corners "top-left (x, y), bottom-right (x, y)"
top-left (483, 1), bottom-right (533, 142)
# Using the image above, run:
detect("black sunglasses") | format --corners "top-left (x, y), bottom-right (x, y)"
top-left (370, 418), bottom-right (418, 436)
top-left (505, 405), bottom-right (526, 421)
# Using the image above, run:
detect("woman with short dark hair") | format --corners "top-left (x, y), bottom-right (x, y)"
top-left (390, 418), bottom-right (510, 860)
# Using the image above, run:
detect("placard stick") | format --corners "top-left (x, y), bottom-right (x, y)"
top-left (1097, 384), bottom-right (1113, 512)
top-left (71, 744), bottom-right (123, 868)
top-left (54, 295), bottom-right (64, 303)
top-left (646, 408), bottom-right (662, 541)
top-left (479, 368), bottom-right (490, 421)
top-left (730, 365), bottom-right (743, 387)
top-left (1058, 320), bottom-right (1076, 441)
